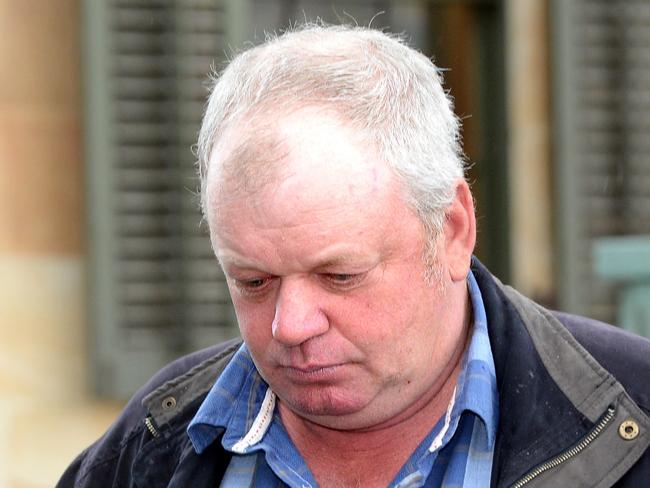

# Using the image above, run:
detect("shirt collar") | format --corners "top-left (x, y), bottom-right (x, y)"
top-left (187, 344), bottom-right (270, 453)
top-left (448, 270), bottom-right (499, 448)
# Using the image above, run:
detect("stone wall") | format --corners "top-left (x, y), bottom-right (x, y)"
top-left (0, 2), bottom-right (121, 486)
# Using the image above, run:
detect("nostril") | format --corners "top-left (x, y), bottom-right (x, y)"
top-left (271, 312), bottom-right (281, 338)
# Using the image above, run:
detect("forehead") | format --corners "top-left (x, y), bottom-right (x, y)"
top-left (207, 107), bottom-right (399, 216)
top-left (205, 108), bottom-right (420, 264)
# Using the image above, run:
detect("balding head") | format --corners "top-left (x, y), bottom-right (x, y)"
top-left (197, 24), bottom-right (466, 245)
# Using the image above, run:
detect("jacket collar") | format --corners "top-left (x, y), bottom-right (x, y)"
top-left (142, 339), bottom-right (242, 431)
top-left (471, 258), bottom-right (650, 487)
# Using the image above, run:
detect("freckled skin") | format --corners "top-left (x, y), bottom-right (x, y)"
top-left (207, 108), bottom-right (474, 434)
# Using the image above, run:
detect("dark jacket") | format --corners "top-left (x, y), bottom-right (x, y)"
top-left (57, 260), bottom-right (650, 487)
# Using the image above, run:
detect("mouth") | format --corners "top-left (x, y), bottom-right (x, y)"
top-left (279, 363), bottom-right (347, 383)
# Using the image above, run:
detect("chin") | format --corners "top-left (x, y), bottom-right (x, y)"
top-left (281, 385), bottom-right (369, 419)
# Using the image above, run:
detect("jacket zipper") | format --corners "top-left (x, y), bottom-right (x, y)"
top-left (510, 406), bottom-right (616, 488)
top-left (144, 415), bottom-right (160, 438)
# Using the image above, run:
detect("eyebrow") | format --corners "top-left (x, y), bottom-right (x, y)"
top-left (216, 251), bottom-right (263, 271)
top-left (313, 254), bottom-right (366, 269)
top-left (217, 242), bottom-right (381, 271)
top-left (221, 255), bottom-right (364, 269)
top-left (311, 250), bottom-right (384, 273)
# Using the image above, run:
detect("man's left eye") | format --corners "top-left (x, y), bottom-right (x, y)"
top-left (327, 273), bottom-right (355, 282)
top-left (321, 273), bottom-right (364, 289)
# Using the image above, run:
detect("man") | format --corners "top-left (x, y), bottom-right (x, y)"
top-left (59, 25), bottom-right (649, 487)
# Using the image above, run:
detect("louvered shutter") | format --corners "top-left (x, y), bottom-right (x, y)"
top-left (83, 0), bottom-right (244, 399)
top-left (553, 0), bottom-right (650, 322)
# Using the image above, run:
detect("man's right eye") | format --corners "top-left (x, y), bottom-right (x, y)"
top-left (233, 277), bottom-right (272, 295)
top-left (244, 278), bottom-right (266, 288)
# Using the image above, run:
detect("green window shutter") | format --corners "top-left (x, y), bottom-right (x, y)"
top-left (83, 0), bottom-right (243, 399)
top-left (552, 0), bottom-right (650, 322)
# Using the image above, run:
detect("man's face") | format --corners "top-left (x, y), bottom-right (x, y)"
top-left (207, 109), bottom-right (469, 430)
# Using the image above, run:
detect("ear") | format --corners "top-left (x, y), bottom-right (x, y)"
top-left (442, 179), bottom-right (476, 282)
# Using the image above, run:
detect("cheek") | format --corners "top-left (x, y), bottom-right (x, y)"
top-left (330, 293), bottom-right (402, 348)
top-left (231, 296), bottom-right (276, 344)
top-left (350, 281), bottom-right (438, 353)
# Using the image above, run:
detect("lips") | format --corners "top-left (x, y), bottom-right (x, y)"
top-left (279, 363), bottom-right (347, 383)
top-left (283, 363), bottom-right (340, 372)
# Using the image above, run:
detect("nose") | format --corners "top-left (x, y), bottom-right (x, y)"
top-left (271, 277), bottom-right (329, 346)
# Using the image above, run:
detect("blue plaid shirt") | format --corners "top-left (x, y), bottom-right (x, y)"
top-left (188, 271), bottom-right (498, 487)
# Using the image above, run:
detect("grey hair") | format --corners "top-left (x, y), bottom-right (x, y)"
top-left (197, 23), bottom-right (466, 242)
